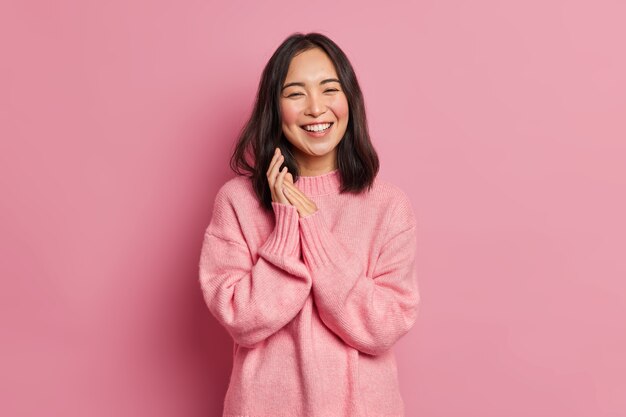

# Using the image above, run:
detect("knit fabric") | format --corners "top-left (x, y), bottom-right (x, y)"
top-left (198, 168), bottom-right (420, 417)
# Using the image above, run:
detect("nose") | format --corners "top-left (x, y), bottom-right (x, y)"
top-left (304, 91), bottom-right (326, 117)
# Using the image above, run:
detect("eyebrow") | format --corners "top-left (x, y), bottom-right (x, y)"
top-left (281, 78), bottom-right (341, 91)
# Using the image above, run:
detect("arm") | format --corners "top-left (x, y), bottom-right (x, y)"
top-left (298, 194), bottom-right (420, 356)
top-left (198, 187), bottom-right (311, 348)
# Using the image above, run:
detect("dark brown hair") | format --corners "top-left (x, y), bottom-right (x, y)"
top-left (229, 32), bottom-right (379, 211)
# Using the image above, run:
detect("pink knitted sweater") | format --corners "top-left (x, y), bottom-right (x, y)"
top-left (198, 168), bottom-right (419, 417)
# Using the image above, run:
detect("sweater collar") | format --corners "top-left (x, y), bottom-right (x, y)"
top-left (294, 168), bottom-right (341, 196)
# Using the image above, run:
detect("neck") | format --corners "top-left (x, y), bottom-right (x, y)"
top-left (293, 149), bottom-right (337, 176)
top-left (294, 168), bottom-right (341, 196)
top-left (299, 165), bottom-right (337, 176)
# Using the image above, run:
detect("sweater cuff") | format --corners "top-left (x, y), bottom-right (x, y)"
top-left (258, 202), bottom-right (300, 257)
top-left (298, 210), bottom-right (349, 270)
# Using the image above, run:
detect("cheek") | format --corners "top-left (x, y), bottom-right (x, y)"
top-left (330, 96), bottom-right (349, 122)
top-left (280, 102), bottom-right (300, 127)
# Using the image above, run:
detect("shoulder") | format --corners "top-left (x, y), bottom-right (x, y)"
top-left (211, 174), bottom-right (262, 215)
top-left (370, 176), bottom-right (414, 211)
top-left (369, 176), bottom-right (417, 229)
top-left (206, 174), bottom-right (264, 237)
top-left (215, 174), bottom-right (254, 200)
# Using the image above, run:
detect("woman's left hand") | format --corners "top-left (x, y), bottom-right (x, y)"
top-left (281, 179), bottom-right (318, 218)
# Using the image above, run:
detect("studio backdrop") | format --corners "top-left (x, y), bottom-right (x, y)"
top-left (1, 0), bottom-right (625, 416)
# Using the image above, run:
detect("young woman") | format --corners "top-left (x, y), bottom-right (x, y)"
top-left (198, 32), bottom-right (420, 417)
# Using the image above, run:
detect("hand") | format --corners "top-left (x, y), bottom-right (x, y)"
top-left (267, 147), bottom-right (293, 205)
top-left (282, 179), bottom-right (318, 218)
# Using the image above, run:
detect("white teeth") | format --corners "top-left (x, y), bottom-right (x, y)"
top-left (303, 123), bottom-right (331, 132)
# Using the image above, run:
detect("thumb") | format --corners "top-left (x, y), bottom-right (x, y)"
top-left (285, 172), bottom-right (294, 184)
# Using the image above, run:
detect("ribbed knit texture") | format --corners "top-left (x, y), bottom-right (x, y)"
top-left (198, 169), bottom-right (420, 417)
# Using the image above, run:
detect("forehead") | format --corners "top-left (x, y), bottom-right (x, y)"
top-left (284, 48), bottom-right (338, 81)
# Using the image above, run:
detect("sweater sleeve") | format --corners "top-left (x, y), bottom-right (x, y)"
top-left (198, 187), bottom-right (312, 349)
top-left (298, 193), bottom-right (420, 356)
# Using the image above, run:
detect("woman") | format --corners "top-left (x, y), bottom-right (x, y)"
top-left (198, 32), bottom-right (420, 417)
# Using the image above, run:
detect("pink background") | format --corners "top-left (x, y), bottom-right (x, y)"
top-left (1, 0), bottom-right (625, 416)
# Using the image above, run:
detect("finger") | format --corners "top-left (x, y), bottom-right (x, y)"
top-left (282, 183), bottom-right (295, 205)
top-left (283, 181), bottom-right (307, 207)
top-left (267, 150), bottom-right (285, 202)
top-left (282, 181), bottom-right (305, 199)
top-left (277, 165), bottom-right (288, 184)
top-left (282, 180), bottom-right (301, 196)
top-left (275, 166), bottom-right (290, 204)
top-left (266, 148), bottom-right (280, 176)
top-left (282, 185), bottom-right (305, 214)
top-left (282, 181), bottom-right (315, 209)
top-left (266, 148), bottom-right (283, 181)
top-left (282, 180), bottom-right (298, 194)
top-left (266, 148), bottom-right (279, 176)
top-left (268, 154), bottom-right (285, 186)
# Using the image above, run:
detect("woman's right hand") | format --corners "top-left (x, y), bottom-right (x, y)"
top-left (267, 147), bottom-right (293, 205)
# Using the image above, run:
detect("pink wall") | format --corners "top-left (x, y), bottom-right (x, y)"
top-left (1, 0), bottom-right (625, 416)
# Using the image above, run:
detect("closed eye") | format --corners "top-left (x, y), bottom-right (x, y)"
top-left (286, 89), bottom-right (339, 98)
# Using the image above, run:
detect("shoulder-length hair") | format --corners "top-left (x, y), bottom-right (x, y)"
top-left (229, 32), bottom-right (379, 212)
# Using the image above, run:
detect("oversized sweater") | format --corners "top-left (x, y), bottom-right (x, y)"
top-left (198, 168), bottom-right (420, 417)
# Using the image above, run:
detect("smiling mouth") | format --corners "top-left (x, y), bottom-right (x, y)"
top-left (300, 122), bottom-right (334, 133)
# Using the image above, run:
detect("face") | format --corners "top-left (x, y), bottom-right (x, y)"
top-left (279, 47), bottom-right (349, 174)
